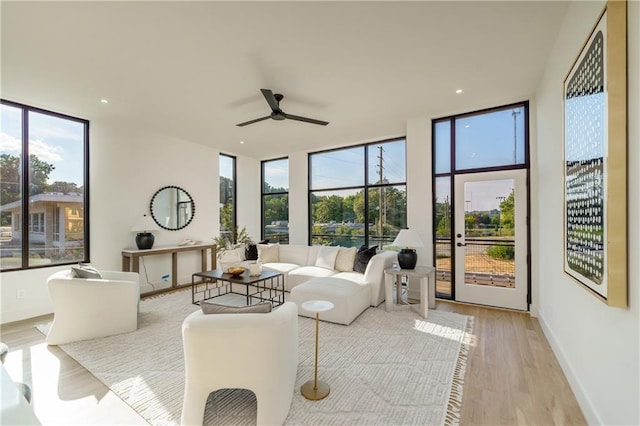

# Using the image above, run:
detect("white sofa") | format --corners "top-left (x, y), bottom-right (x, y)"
top-left (220, 244), bottom-right (397, 307)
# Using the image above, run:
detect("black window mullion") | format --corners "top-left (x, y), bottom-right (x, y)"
top-left (363, 145), bottom-right (369, 247)
top-left (20, 108), bottom-right (29, 268)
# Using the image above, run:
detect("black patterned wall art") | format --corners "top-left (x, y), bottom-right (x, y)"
top-left (562, 1), bottom-right (627, 307)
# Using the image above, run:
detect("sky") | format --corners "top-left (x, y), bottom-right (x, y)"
top-left (219, 154), bottom-right (234, 179)
top-left (435, 106), bottom-right (526, 174)
top-left (434, 105), bottom-right (525, 211)
top-left (1, 104), bottom-right (85, 185)
top-left (309, 139), bottom-right (406, 196)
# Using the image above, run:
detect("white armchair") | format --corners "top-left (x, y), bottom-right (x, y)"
top-left (46, 269), bottom-right (140, 345)
top-left (181, 302), bottom-right (299, 426)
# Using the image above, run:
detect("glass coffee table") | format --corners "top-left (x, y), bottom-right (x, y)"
top-left (191, 269), bottom-right (285, 307)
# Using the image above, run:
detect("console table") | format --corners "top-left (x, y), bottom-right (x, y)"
top-left (122, 243), bottom-right (216, 293)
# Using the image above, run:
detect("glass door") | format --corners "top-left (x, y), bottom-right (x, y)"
top-left (453, 169), bottom-right (528, 310)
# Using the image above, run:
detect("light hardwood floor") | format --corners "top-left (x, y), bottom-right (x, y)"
top-left (1, 297), bottom-right (586, 425)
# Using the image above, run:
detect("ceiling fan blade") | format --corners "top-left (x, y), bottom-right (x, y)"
top-left (285, 114), bottom-right (329, 126)
top-left (236, 116), bottom-right (271, 127)
top-left (260, 89), bottom-right (281, 112)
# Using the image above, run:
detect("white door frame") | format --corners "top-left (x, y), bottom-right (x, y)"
top-left (453, 169), bottom-right (528, 310)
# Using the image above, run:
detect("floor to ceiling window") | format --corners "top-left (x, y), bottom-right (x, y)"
top-left (261, 158), bottom-right (289, 243)
top-left (0, 100), bottom-right (89, 271)
top-left (309, 138), bottom-right (406, 248)
top-left (219, 153), bottom-right (236, 239)
top-left (433, 101), bottom-right (529, 309)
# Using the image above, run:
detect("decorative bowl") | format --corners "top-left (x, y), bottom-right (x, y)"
top-left (228, 266), bottom-right (245, 276)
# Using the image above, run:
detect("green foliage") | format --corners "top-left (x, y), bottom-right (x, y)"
top-left (263, 194), bottom-right (288, 226)
top-left (1, 154), bottom-right (62, 226)
top-left (436, 216), bottom-right (450, 237)
top-left (1, 154), bottom-right (57, 204)
top-left (213, 225), bottom-right (253, 252)
top-left (486, 245), bottom-right (515, 260)
top-left (219, 203), bottom-right (233, 232)
top-left (499, 190), bottom-right (515, 230)
top-left (465, 214), bottom-right (476, 230)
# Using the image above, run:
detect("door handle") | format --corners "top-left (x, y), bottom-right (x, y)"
top-left (456, 242), bottom-right (466, 247)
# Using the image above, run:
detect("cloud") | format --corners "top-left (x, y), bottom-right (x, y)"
top-left (32, 126), bottom-right (83, 143)
top-left (30, 138), bottom-right (63, 162)
top-left (0, 132), bottom-right (63, 162)
top-left (0, 132), bottom-right (21, 153)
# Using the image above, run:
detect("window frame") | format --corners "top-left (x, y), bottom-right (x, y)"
top-left (0, 99), bottom-right (90, 271)
top-left (219, 153), bottom-right (237, 236)
top-left (307, 136), bottom-right (407, 248)
top-left (261, 157), bottom-right (289, 243)
top-left (431, 100), bottom-right (530, 300)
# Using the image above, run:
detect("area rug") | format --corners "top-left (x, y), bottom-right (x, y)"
top-left (38, 290), bottom-right (472, 425)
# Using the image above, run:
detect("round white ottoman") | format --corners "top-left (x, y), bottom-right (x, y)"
top-left (290, 277), bottom-right (371, 325)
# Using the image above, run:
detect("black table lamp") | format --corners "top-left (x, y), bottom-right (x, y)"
top-left (131, 214), bottom-right (160, 250)
top-left (391, 228), bottom-right (424, 270)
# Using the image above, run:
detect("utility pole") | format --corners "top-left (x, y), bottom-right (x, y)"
top-left (377, 146), bottom-right (385, 239)
top-left (512, 109), bottom-right (521, 163)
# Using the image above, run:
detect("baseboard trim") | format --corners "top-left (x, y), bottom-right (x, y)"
top-left (537, 309), bottom-right (600, 425)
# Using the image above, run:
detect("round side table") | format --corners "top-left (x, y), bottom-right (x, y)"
top-left (301, 300), bottom-right (334, 400)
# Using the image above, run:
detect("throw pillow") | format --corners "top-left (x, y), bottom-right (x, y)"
top-left (70, 264), bottom-right (102, 279)
top-left (245, 243), bottom-right (259, 261)
top-left (353, 245), bottom-right (377, 274)
top-left (315, 246), bottom-right (340, 270)
top-left (201, 301), bottom-right (272, 315)
top-left (258, 243), bottom-right (279, 263)
top-left (218, 247), bottom-right (243, 264)
top-left (335, 247), bottom-right (357, 272)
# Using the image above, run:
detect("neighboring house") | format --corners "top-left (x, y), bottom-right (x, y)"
top-left (0, 193), bottom-right (84, 255)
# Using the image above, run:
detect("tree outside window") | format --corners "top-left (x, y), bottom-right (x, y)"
top-left (0, 101), bottom-right (89, 270)
top-left (262, 158), bottom-right (289, 243)
top-left (309, 138), bottom-right (406, 248)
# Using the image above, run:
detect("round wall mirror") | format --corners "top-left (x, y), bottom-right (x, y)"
top-left (150, 186), bottom-right (195, 231)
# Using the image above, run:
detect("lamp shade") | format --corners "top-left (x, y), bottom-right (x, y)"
top-left (392, 229), bottom-right (423, 269)
top-left (131, 215), bottom-right (160, 233)
top-left (391, 229), bottom-right (424, 248)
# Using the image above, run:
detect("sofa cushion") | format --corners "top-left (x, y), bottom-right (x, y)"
top-left (353, 245), bottom-right (377, 273)
top-left (287, 266), bottom-right (336, 291)
top-left (335, 247), bottom-right (357, 272)
top-left (70, 265), bottom-right (102, 279)
top-left (258, 243), bottom-right (280, 263)
top-left (201, 301), bottom-right (272, 315)
top-left (332, 270), bottom-right (367, 285)
top-left (245, 244), bottom-right (258, 261)
top-left (305, 246), bottom-right (322, 265)
top-left (290, 277), bottom-right (370, 325)
top-left (218, 247), bottom-right (244, 263)
top-left (315, 246), bottom-right (340, 270)
top-left (279, 244), bottom-right (310, 265)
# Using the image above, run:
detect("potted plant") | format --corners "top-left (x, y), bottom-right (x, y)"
top-left (213, 226), bottom-right (254, 272)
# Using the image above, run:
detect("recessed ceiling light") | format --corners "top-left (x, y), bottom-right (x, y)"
top-left (465, 124), bottom-right (470, 128)
top-left (455, 89), bottom-right (463, 94)
top-left (100, 99), bottom-right (108, 104)
top-left (239, 141), bottom-right (245, 144)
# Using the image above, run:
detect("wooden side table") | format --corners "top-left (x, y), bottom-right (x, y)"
top-left (384, 266), bottom-right (436, 318)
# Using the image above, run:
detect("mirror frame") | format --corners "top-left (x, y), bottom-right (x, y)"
top-left (150, 185), bottom-right (196, 231)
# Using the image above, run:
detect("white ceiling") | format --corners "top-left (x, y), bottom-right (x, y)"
top-left (1, 1), bottom-right (568, 159)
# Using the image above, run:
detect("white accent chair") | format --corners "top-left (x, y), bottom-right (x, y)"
top-left (46, 269), bottom-right (140, 345)
top-left (181, 302), bottom-right (299, 426)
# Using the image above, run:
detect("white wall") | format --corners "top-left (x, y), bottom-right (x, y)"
top-left (534, 1), bottom-right (639, 424)
top-left (235, 155), bottom-right (261, 240)
top-left (1, 118), bottom-right (224, 323)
